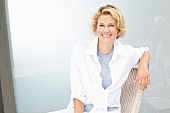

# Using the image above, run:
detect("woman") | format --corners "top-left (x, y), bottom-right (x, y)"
top-left (68, 4), bottom-right (150, 113)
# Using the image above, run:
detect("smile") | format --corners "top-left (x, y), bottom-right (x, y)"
top-left (102, 34), bottom-right (112, 38)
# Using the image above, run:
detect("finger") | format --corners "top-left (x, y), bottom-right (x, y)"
top-left (133, 75), bottom-right (139, 83)
top-left (143, 77), bottom-right (151, 87)
top-left (144, 78), bottom-right (148, 86)
top-left (140, 86), bottom-right (145, 91)
top-left (139, 79), bottom-right (147, 91)
top-left (147, 77), bottom-right (151, 85)
top-left (147, 78), bottom-right (151, 87)
top-left (138, 80), bottom-right (142, 87)
top-left (142, 80), bottom-right (146, 87)
top-left (140, 85), bottom-right (146, 91)
top-left (133, 79), bottom-right (138, 83)
top-left (144, 76), bottom-right (149, 86)
top-left (143, 78), bottom-right (151, 88)
top-left (141, 80), bottom-right (147, 91)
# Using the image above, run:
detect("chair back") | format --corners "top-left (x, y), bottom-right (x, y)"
top-left (120, 68), bottom-right (143, 113)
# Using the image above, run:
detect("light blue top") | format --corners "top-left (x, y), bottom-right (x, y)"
top-left (84, 50), bottom-right (118, 112)
top-left (97, 50), bottom-right (113, 90)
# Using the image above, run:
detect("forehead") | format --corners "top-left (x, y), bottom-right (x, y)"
top-left (98, 15), bottom-right (117, 24)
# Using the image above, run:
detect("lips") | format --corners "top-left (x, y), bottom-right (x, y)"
top-left (102, 34), bottom-right (111, 38)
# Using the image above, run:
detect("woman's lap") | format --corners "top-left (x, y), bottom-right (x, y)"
top-left (48, 108), bottom-right (119, 113)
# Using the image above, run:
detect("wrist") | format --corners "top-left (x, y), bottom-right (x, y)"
top-left (138, 61), bottom-right (149, 69)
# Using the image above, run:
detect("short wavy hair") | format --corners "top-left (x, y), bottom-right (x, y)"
top-left (91, 4), bottom-right (126, 39)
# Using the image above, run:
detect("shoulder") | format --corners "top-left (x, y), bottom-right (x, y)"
top-left (116, 40), bottom-right (135, 55)
top-left (117, 40), bottom-right (149, 59)
top-left (117, 40), bottom-right (134, 49)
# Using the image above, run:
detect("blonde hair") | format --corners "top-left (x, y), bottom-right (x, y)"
top-left (91, 4), bottom-right (126, 39)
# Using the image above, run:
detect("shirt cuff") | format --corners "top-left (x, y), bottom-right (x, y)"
top-left (71, 93), bottom-right (86, 104)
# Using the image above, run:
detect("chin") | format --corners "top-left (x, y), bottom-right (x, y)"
top-left (99, 37), bottom-right (115, 43)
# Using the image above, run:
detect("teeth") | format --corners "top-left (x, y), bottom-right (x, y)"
top-left (102, 34), bottom-right (111, 38)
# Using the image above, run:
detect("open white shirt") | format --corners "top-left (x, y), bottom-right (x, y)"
top-left (67, 37), bottom-right (149, 113)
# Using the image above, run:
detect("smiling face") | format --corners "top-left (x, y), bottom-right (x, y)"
top-left (96, 14), bottom-right (119, 46)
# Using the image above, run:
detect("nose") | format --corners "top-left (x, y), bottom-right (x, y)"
top-left (103, 26), bottom-right (109, 33)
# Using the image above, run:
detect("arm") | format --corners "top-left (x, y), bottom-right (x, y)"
top-left (70, 43), bottom-right (86, 113)
top-left (134, 51), bottom-right (150, 91)
top-left (74, 99), bottom-right (84, 113)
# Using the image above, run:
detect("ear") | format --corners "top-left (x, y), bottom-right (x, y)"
top-left (117, 28), bottom-right (120, 33)
top-left (117, 28), bottom-right (120, 35)
top-left (116, 29), bottom-right (120, 39)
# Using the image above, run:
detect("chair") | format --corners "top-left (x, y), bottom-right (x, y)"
top-left (48, 68), bottom-right (143, 113)
top-left (120, 68), bottom-right (143, 113)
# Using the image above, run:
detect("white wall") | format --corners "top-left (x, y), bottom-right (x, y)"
top-left (7, 0), bottom-right (170, 113)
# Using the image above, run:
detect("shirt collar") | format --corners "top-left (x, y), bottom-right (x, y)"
top-left (84, 37), bottom-right (98, 56)
top-left (85, 37), bottom-right (126, 58)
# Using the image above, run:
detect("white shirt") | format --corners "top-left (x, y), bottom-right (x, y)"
top-left (67, 37), bottom-right (149, 113)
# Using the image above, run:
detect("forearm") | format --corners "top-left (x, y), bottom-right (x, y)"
top-left (74, 98), bottom-right (84, 113)
top-left (138, 51), bottom-right (150, 68)
top-left (136, 51), bottom-right (150, 91)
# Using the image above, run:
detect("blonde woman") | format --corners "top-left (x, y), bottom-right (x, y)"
top-left (68, 4), bottom-right (150, 113)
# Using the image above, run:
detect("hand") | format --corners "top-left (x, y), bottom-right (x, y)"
top-left (133, 51), bottom-right (150, 91)
top-left (133, 64), bottom-right (151, 91)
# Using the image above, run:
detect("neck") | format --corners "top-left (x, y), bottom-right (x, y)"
top-left (98, 42), bottom-right (114, 55)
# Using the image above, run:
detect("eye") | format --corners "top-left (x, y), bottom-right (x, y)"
top-left (99, 24), bottom-right (104, 27)
top-left (109, 24), bottom-right (114, 27)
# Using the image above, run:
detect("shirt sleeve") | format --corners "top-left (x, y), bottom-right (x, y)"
top-left (128, 46), bottom-right (149, 68)
top-left (69, 44), bottom-right (86, 104)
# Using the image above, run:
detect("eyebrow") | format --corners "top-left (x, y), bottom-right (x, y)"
top-left (98, 23), bottom-right (115, 25)
top-left (109, 22), bottom-right (115, 24)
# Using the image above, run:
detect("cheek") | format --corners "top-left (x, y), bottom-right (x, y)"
top-left (96, 28), bottom-right (102, 34)
top-left (116, 28), bottom-right (120, 33)
top-left (112, 28), bottom-right (119, 34)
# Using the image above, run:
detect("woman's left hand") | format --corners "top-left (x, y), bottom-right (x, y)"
top-left (133, 51), bottom-right (150, 91)
top-left (134, 65), bottom-right (150, 91)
